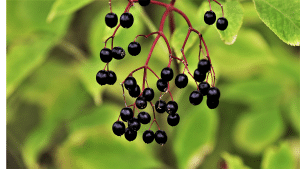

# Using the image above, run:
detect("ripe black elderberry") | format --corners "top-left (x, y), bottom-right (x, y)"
top-left (198, 82), bottom-right (210, 96)
top-left (156, 79), bottom-right (168, 92)
top-left (100, 48), bottom-right (112, 63)
top-left (137, 111), bottom-right (151, 124)
top-left (143, 130), bottom-right (155, 144)
top-left (139, 0), bottom-right (151, 6)
top-left (105, 13), bottom-right (118, 28)
top-left (107, 71), bottom-right (117, 85)
top-left (167, 113), bottom-right (180, 126)
top-left (207, 99), bottom-right (219, 109)
top-left (175, 74), bottom-right (188, 89)
top-left (112, 121), bottom-right (125, 136)
top-left (120, 12), bottom-right (134, 28)
top-left (155, 100), bottom-right (166, 113)
top-left (161, 67), bottom-right (174, 82)
top-left (207, 87), bottom-right (221, 100)
top-left (194, 69), bottom-right (206, 82)
top-left (204, 11), bottom-right (216, 25)
top-left (125, 128), bottom-right (137, 141)
top-left (155, 130), bottom-right (167, 145)
top-left (129, 85), bottom-right (140, 98)
top-left (198, 59), bottom-right (211, 73)
top-left (189, 90), bottom-right (203, 105)
top-left (124, 76), bottom-right (137, 90)
top-left (216, 17), bottom-right (228, 31)
top-left (128, 117), bottom-right (141, 131)
top-left (142, 88), bottom-right (154, 101)
top-left (120, 107), bottom-right (133, 122)
top-left (165, 101), bottom-right (178, 114)
top-left (112, 47), bottom-right (126, 60)
top-left (96, 70), bottom-right (108, 86)
top-left (128, 42), bottom-right (141, 56)
top-left (135, 96), bottom-right (147, 109)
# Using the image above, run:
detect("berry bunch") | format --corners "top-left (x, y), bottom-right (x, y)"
top-left (97, 0), bottom-right (227, 145)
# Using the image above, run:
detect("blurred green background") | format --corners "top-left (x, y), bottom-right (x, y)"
top-left (6, 0), bottom-right (300, 168)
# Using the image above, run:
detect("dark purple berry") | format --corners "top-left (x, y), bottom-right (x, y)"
top-left (128, 117), bottom-right (141, 131)
top-left (107, 71), bottom-right (117, 85)
top-left (120, 12), bottom-right (134, 28)
top-left (194, 69), bottom-right (206, 82)
top-left (137, 111), bottom-right (151, 124)
top-left (155, 130), bottom-right (167, 145)
top-left (142, 88), bottom-right (154, 101)
top-left (216, 17), bottom-right (228, 31)
top-left (156, 79), bottom-right (168, 92)
top-left (175, 74), bottom-right (188, 89)
top-left (161, 67), bottom-right (174, 82)
top-left (128, 42), bottom-right (141, 56)
top-left (139, 0), bottom-right (151, 6)
top-left (167, 113), bottom-right (180, 126)
top-left (112, 121), bottom-right (125, 136)
top-left (124, 76), bottom-right (137, 90)
top-left (204, 11), bottom-right (216, 25)
top-left (207, 87), bottom-right (221, 100)
top-left (125, 128), bottom-right (137, 141)
top-left (198, 59), bottom-right (211, 73)
top-left (120, 107), bottom-right (133, 122)
top-left (143, 130), bottom-right (155, 144)
top-left (135, 96), bottom-right (147, 109)
top-left (105, 13), bottom-right (118, 28)
top-left (96, 70), bottom-right (108, 86)
top-left (207, 99), bottom-right (219, 109)
top-left (165, 101), bottom-right (178, 114)
top-left (129, 85), bottom-right (140, 98)
top-left (198, 82), bottom-right (210, 96)
top-left (189, 90), bottom-right (203, 105)
top-left (112, 47), bottom-right (126, 60)
top-left (100, 48), bottom-right (112, 63)
top-left (155, 100), bottom-right (166, 113)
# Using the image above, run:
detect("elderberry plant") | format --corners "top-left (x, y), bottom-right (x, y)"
top-left (97, 0), bottom-right (228, 145)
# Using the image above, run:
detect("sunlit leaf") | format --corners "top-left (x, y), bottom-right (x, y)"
top-left (221, 152), bottom-right (251, 169)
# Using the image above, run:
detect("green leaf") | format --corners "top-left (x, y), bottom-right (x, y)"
top-left (47, 0), bottom-right (94, 22)
top-left (262, 142), bottom-right (296, 169)
top-left (221, 152), bottom-right (251, 169)
top-left (289, 94), bottom-right (300, 135)
top-left (253, 0), bottom-right (300, 46)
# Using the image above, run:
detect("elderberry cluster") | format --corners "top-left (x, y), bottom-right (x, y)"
top-left (204, 10), bottom-right (228, 30)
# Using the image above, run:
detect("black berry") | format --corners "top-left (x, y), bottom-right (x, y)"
top-left (139, 0), bottom-right (151, 6)
top-left (165, 101), bottom-right (178, 114)
top-left (120, 12), bottom-right (134, 28)
top-left (128, 117), bottom-right (141, 131)
top-left (216, 17), bottom-right (228, 31)
top-left (128, 42), bottom-right (141, 56)
top-left (96, 70), bottom-right (108, 86)
top-left (175, 73), bottom-right (188, 89)
top-left (112, 121), bottom-right (125, 136)
top-left (155, 130), bottom-right (167, 145)
top-left (161, 67), bottom-right (174, 82)
top-left (142, 88), bottom-right (154, 101)
top-left (100, 48), bottom-right (112, 63)
top-left (135, 96), bottom-right (147, 109)
top-left (120, 107), bottom-right (133, 122)
top-left (143, 130), bottom-right (155, 144)
top-left (156, 79), bottom-right (168, 92)
top-left (204, 11), bottom-right (216, 25)
top-left (107, 71), bottom-right (117, 85)
top-left (112, 47), bottom-right (126, 60)
top-left (207, 87), bottom-right (221, 100)
top-left (207, 99), bottom-right (219, 109)
top-left (137, 111), bottom-right (151, 124)
top-left (129, 85), bottom-right (141, 98)
top-left (105, 12), bottom-right (118, 28)
top-left (125, 128), bottom-right (137, 141)
top-left (198, 82), bottom-right (210, 96)
top-left (155, 100), bottom-right (166, 113)
top-left (189, 90), bottom-right (203, 105)
top-left (194, 69), bottom-right (206, 82)
top-left (167, 113), bottom-right (180, 126)
top-left (124, 76), bottom-right (137, 90)
top-left (198, 59), bottom-right (211, 73)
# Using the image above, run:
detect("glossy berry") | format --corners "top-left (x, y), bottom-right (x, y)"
top-left (135, 96), bottom-right (147, 109)
top-left (139, 0), bottom-right (151, 6)
top-left (138, 111), bottom-right (151, 124)
top-left (100, 48), bottom-right (112, 63)
top-left (112, 121), bottom-right (125, 136)
top-left (128, 117), bottom-right (141, 131)
top-left (129, 85), bottom-right (140, 98)
top-left (124, 76), bottom-right (137, 90)
top-left (105, 13), bottom-right (118, 28)
top-left (194, 69), bottom-right (206, 82)
top-left (166, 101), bottom-right (178, 114)
top-left (198, 82), bottom-right (210, 96)
top-left (128, 42), bottom-right (141, 56)
top-left (155, 100), bottom-right (166, 113)
top-left (216, 17), bottom-right (228, 31)
top-left (112, 47), bottom-right (125, 60)
top-left (175, 74), bottom-right (188, 89)
top-left (207, 99), bottom-right (219, 109)
top-left (96, 70), bottom-right (108, 86)
top-left (198, 59), bottom-right (211, 73)
top-left (207, 87), bottom-right (221, 100)
top-left (125, 128), bottom-right (137, 141)
top-left (142, 88), bottom-right (154, 101)
top-left (161, 67), bottom-right (174, 82)
top-left (107, 71), bottom-right (117, 85)
top-left (143, 130), bottom-right (155, 144)
top-left (120, 12), bottom-right (134, 28)
top-left (167, 113), bottom-right (180, 126)
top-left (155, 130), bottom-right (167, 145)
top-left (189, 90), bottom-right (203, 105)
top-left (204, 11), bottom-right (216, 25)
top-left (156, 79), bottom-right (168, 92)
top-left (120, 107), bottom-right (133, 122)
